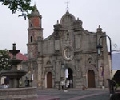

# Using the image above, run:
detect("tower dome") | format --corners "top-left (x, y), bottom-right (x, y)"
top-left (29, 4), bottom-right (40, 17)
top-left (60, 11), bottom-right (76, 28)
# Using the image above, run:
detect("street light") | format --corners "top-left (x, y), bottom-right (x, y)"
top-left (96, 35), bottom-right (112, 76)
top-left (97, 34), bottom-right (112, 75)
top-left (96, 35), bottom-right (113, 94)
top-left (96, 43), bottom-right (103, 55)
top-left (61, 63), bottom-right (64, 69)
top-left (96, 35), bottom-right (112, 58)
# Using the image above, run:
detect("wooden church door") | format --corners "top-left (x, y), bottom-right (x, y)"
top-left (47, 72), bottom-right (52, 88)
top-left (88, 70), bottom-right (95, 88)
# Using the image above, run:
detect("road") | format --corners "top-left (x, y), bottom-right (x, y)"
top-left (37, 88), bottom-right (110, 100)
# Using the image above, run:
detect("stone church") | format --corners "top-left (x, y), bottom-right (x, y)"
top-left (27, 6), bottom-right (111, 89)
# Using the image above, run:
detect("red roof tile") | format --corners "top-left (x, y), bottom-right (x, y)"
top-left (9, 53), bottom-right (28, 61)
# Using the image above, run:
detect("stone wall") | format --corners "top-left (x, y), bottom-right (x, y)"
top-left (0, 87), bottom-right (37, 100)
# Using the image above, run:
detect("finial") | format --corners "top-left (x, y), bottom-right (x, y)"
top-left (77, 17), bottom-right (79, 20)
top-left (34, 2), bottom-right (36, 7)
top-left (97, 25), bottom-right (102, 32)
top-left (56, 20), bottom-right (59, 24)
top-left (99, 25), bottom-right (100, 28)
top-left (65, 1), bottom-right (70, 12)
top-left (33, 2), bottom-right (37, 11)
top-left (13, 43), bottom-right (16, 50)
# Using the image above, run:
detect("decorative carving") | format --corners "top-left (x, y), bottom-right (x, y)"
top-left (46, 60), bottom-right (51, 65)
top-left (63, 46), bottom-right (73, 61)
top-left (88, 58), bottom-right (92, 64)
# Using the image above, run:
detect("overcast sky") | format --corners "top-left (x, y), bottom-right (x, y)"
top-left (0, 0), bottom-right (120, 54)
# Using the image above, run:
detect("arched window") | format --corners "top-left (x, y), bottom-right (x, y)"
top-left (29, 20), bottom-right (32, 27)
top-left (88, 58), bottom-right (92, 64)
top-left (30, 23), bottom-right (32, 27)
top-left (31, 36), bottom-right (32, 42)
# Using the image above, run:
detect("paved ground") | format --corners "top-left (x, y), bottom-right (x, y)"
top-left (37, 88), bottom-right (110, 100)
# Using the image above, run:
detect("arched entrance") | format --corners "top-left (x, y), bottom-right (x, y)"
top-left (47, 72), bottom-right (52, 88)
top-left (68, 68), bottom-right (73, 88)
top-left (88, 70), bottom-right (95, 88)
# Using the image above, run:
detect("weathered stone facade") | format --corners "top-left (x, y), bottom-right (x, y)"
top-left (27, 6), bottom-right (110, 89)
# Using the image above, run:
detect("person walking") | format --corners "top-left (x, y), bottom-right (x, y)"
top-left (61, 79), bottom-right (65, 90)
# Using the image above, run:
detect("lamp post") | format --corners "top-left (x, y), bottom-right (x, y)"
top-left (96, 35), bottom-right (112, 74)
top-left (61, 63), bottom-right (64, 69)
top-left (97, 34), bottom-right (113, 94)
top-left (97, 35), bottom-right (112, 58)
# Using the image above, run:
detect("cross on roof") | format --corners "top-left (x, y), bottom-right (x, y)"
top-left (65, 1), bottom-right (70, 11)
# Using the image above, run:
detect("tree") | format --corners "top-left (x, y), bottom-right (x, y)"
top-left (0, 0), bottom-right (34, 19)
top-left (0, 50), bottom-right (11, 71)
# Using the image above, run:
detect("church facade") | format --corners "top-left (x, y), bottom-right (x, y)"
top-left (27, 6), bottom-right (111, 89)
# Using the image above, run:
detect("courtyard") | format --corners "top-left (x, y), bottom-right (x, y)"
top-left (37, 88), bottom-right (109, 100)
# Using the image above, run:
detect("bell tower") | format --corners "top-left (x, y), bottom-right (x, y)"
top-left (27, 5), bottom-right (43, 59)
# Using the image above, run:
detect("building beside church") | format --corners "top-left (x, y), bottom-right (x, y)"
top-left (27, 6), bottom-right (111, 89)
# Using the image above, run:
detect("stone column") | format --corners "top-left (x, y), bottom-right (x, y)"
top-left (56, 60), bottom-right (60, 81)
top-left (31, 62), bottom-right (36, 87)
top-left (81, 56), bottom-right (87, 87)
top-left (60, 67), bottom-right (64, 79)
top-left (72, 74), bottom-right (76, 88)
top-left (98, 58), bottom-right (104, 88)
top-left (8, 78), bottom-right (19, 88)
top-left (37, 57), bottom-right (43, 88)
top-left (75, 60), bottom-right (82, 88)
top-left (55, 60), bottom-right (60, 89)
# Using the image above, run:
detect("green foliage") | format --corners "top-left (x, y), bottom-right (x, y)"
top-left (0, 0), bottom-right (35, 19)
top-left (0, 50), bottom-right (11, 71)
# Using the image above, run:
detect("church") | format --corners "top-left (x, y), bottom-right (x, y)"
top-left (27, 5), bottom-right (111, 89)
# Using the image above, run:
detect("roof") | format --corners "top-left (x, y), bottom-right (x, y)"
top-left (16, 53), bottom-right (28, 61)
top-left (60, 11), bottom-right (76, 25)
top-left (29, 4), bottom-right (40, 18)
top-left (9, 53), bottom-right (28, 61)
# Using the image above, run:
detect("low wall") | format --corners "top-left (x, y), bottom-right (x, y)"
top-left (0, 87), bottom-right (38, 100)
